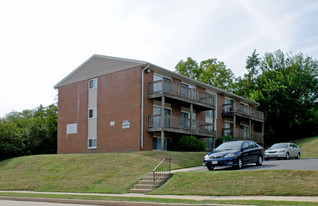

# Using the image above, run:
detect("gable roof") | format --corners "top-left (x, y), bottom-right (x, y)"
top-left (54, 54), bottom-right (147, 88)
top-left (54, 54), bottom-right (259, 106)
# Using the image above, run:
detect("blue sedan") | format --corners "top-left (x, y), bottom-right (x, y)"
top-left (203, 140), bottom-right (263, 170)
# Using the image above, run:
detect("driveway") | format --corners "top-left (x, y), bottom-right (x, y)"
top-left (187, 158), bottom-right (318, 172)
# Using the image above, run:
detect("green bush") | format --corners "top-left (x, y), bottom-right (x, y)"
top-left (215, 136), bottom-right (233, 148)
top-left (174, 136), bottom-right (206, 151)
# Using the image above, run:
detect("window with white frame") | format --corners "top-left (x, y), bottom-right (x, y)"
top-left (153, 136), bottom-right (167, 150)
top-left (66, 123), bottom-right (77, 134)
top-left (153, 74), bottom-right (171, 93)
top-left (88, 138), bottom-right (97, 149)
top-left (88, 109), bottom-right (97, 119)
top-left (240, 124), bottom-right (249, 138)
top-left (224, 121), bottom-right (234, 136)
top-left (240, 102), bottom-right (250, 115)
top-left (181, 111), bottom-right (190, 129)
top-left (224, 97), bottom-right (234, 112)
top-left (88, 78), bottom-right (98, 89)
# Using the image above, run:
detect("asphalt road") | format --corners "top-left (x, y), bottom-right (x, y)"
top-left (197, 158), bottom-right (318, 171)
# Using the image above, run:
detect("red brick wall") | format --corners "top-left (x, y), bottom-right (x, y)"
top-left (57, 81), bottom-right (88, 153)
top-left (142, 70), bottom-right (153, 150)
top-left (216, 94), bottom-right (225, 137)
top-left (57, 66), bottom-right (145, 153)
top-left (97, 66), bottom-right (143, 152)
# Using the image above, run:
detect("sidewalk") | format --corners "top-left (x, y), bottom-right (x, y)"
top-left (1, 190), bottom-right (318, 203)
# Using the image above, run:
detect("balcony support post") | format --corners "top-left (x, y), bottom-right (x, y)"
top-left (190, 103), bottom-right (193, 131)
top-left (161, 96), bottom-right (165, 151)
top-left (261, 122), bottom-right (264, 143)
top-left (233, 115), bottom-right (237, 139)
top-left (249, 120), bottom-right (252, 139)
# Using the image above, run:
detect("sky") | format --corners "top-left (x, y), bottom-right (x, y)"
top-left (1, 0), bottom-right (318, 117)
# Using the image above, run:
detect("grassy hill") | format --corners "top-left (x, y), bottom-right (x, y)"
top-left (1, 136), bottom-right (317, 196)
top-left (150, 170), bottom-right (318, 196)
top-left (0, 151), bottom-right (205, 193)
top-left (292, 136), bottom-right (318, 158)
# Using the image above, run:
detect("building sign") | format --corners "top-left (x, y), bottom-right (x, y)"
top-left (122, 120), bottom-right (130, 129)
top-left (67, 123), bottom-right (77, 134)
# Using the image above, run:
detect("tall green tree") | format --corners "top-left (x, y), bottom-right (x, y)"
top-left (234, 50), bottom-right (261, 98)
top-left (175, 57), bottom-right (236, 92)
top-left (175, 57), bottom-right (201, 79)
top-left (250, 50), bottom-right (318, 143)
top-left (0, 104), bottom-right (57, 161)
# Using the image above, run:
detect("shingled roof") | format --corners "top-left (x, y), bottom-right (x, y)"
top-left (54, 54), bottom-right (147, 88)
top-left (54, 54), bottom-right (259, 106)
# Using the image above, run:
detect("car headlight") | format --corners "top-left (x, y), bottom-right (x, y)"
top-left (224, 153), bottom-right (236, 158)
top-left (265, 150), bottom-right (269, 153)
top-left (204, 155), bottom-right (210, 160)
top-left (278, 150), bottom-right (286, 153)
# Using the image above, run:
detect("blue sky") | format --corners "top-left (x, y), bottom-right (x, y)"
top-left (0, 0), bottom-right (318, 116)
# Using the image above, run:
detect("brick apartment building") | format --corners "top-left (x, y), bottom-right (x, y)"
top-left (54, 55), bottom-right (264, 153)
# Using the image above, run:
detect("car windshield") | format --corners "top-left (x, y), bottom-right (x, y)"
top-left (270, 143), bottom-right (289, 149)
top-left (215, 141), bottom-right (242, 151)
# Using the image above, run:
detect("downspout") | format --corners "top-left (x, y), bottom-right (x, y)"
top-left (141, 64), bottom-right (150, 150)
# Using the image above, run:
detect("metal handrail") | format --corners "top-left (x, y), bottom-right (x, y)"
top-left (152, 158), bottom-right (171, 186)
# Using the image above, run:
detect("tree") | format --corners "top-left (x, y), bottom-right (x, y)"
top-left (0, 119), bottom-right (24, 160)
top-left (250, 50), bottom-right (318, 143)
top-left (0, 104), bottom-right (57, 161)
top-left (234, 50), bottom-right (261, 98)
top-left (175, 57), bottom-right (236, 92)
top-left (246, 49), bottom-right (261, 80)
top-left (175, 57), bottom-right (200, 80)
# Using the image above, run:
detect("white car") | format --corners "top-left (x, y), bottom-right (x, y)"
top-left (265, 143), bottom-right (301, 160)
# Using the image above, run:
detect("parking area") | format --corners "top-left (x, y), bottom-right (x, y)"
top-left (196, 158), bottom-right (318, 171)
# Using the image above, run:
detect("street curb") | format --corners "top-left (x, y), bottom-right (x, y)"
top-left (0, 196), bottom-right (243, 206)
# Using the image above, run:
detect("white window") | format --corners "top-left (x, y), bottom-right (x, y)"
top-left (88, 78), bottom-right (98, 89)
top-left (181, 111), bottom-right (190, 129)
top-left (205, 110), bottom-right (213, 118)
top-left (153, 73), bottom-right (172, 93)
top-left (153, 136), bottom-right (167, 150)
top-left (152, 106), bottom-right (172, 127)
top-left (240, 125), bottom-right (249, 138)
top-left (239, 102), bottom-right (250, 115)
top-left (88, 109), bottom-right (97, 119)
top-left (224, 121), bottom-right (234, 136)
top-left (88, 138), bottom-right (97, 149)
top-left (66, 123), bottom-right (77, 134)
top-left (224, 97), bottom-right (234, 112)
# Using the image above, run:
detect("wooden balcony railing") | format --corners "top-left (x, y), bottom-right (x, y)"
top-left (147, 114), bottom-right (214, 135)
top-left (221, 128), bottom-right (263, 143)
top-left (222, 103), bottom-right (264, 121)
top-left (148, 80), bottom-right (215, 108)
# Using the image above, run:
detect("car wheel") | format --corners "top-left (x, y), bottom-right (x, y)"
top-left (256, 156), bottom-right (263, 166)
top-left (285, 152), bottom-right (290, 160)
top-left (296, 153), bottom-right (300, 159)
top-left (237, 158), bottom-right (243, 169)
top-left (207, 166), bottom-right (214, 171)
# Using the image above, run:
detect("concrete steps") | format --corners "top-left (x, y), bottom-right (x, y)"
top-left (129, 172), bottom-right (171, 194)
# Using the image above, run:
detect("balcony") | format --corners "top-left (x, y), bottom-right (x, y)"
top-left (222, 128), bottom-right (263, 143)
top-left (147, 114), bottom-right (214, 137)
top-left (148, 80), bottom-right (215, 110)
top-left (222, 103), bottom-right (264, 121)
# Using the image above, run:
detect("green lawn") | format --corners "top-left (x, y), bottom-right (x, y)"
top-left (0, 151), bottom-right (205, 193)
top-left (0, 191), bottom-right (318, 206)
top-left (292, 136), bottom-right (318, 158)
top-left (150, 170), bottom-right (318, 196)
